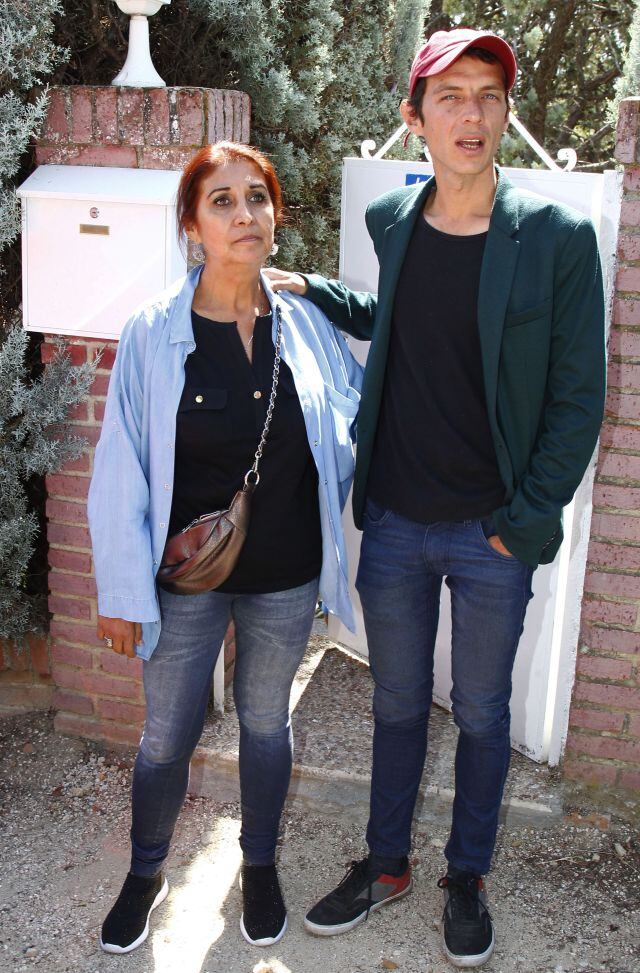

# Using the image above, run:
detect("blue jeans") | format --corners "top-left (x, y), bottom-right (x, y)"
top-left (130, 578), bottom-right (318, 876)
top-left (357, 498), bottom-right (533, 876)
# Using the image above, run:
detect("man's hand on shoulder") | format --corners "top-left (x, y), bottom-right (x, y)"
top-left (263, 268), bottom-right (308, 295)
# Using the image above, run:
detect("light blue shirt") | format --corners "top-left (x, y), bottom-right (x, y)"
top-left (87, 266), bottom-right (363, 659)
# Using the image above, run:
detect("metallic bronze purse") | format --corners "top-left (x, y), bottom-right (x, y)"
top-left (157, 306), bottom-right (282, 595)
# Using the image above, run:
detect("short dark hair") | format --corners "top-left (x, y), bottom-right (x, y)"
top-left (407, 46), bottom-right (511, 123)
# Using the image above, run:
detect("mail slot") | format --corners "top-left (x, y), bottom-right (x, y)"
top-left (17, 164), bottom-right (187, 339)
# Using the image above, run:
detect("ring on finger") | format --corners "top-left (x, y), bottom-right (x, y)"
top-left (104, 636), bottom-right (113, 648)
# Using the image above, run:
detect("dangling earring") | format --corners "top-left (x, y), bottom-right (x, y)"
top-left (270, 242), bottom-right (279, 257)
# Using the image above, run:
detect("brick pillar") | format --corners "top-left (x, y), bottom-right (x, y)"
top-left (564, 98), bottom-right (640, 794)
top-left (33, 85), bottom-right (250, 746)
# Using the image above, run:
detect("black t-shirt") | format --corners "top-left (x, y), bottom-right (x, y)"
top-left (166, 310), bottom-right (322, 593)
top-left (367, 215), bottom-right (505, 524)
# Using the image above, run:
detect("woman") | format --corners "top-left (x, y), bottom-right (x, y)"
top-left (87, 142), bottom-right (362, 954)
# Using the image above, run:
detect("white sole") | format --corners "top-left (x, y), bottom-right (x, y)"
top-left (100, 877), bottom-right (169, 954)
top-left (440, 923), bottom-right (495, 968)
top-left (304, 877), bottom-right (413, 937)
top-left (240, 912), bottom-right (288, 946)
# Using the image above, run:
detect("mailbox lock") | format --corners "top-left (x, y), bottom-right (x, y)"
top-left (89, 207), bottom-right (100, 219)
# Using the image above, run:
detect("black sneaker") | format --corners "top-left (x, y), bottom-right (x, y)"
top-left (438, 871), bottom-right (495, 968)
top-left (239, 863), bottom-right (287, 946)
top-left (100, 872), bottom-right (168, 954)
top-left (304, 856), bottom-right (412, 936)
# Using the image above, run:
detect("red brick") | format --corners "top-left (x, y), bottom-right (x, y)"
top-left (599, 423), bottom-right (640, 452)
top-left (144, 89), bottom-right (170, 145)
top-left (607, 361), bottom-right (640, 390)
top-left (35, 144), bottom-right (138, 167)
top-left (51, 642), bottom-right (95, 669)
top-left (29, 637), bottom-right (51, 677)
top-left (67, 402), bottom-right (89, 422)
top-left (49, 620), bottom-right (102, 647)
top-left (41, 342), bottom-right (88, 366)
top-left (617, 266), bottom-right (640, 293)
top-left (590, 512), bottom-right (640, 543)
top-left (569, 706), bottom-right (626, 733)
top-left (48, 594), bottom-right (92, 621)
top-left (563, 756), bottom-right (618, 786)
top-left (43, 89), bottom-right (69, 143)
top-left (619, 769), bottom-right (640, 792)
top-left (70, 87), bottom-right (93, 143)
top-left (90, 374), bottom-right (111, 397)
top-left (604, 391), bottom-right (640, 422)
top-left (51, 665), bottom-right (141, 700)
top-left (6, 643), bottom-right (30, 671)
top-left (118, 88), bottom-right (144, 144)
top-left (53, 712), bottom-right (101, 742)
top-left (60, 453), bottom-right (92, 474)
top-left (139, 146), bottom-right (195, 170)
top-left (46, 499), bottom-right (87, 526)
top-left (0, 669), bottom-right (35, 686)
top-left (580, 623), bottom-right (640, 654)
top-left (96, 698), bottom-right (145, 724)
top-left (615, 100), bottom-right (640, 164)
top-left (99, 650), bottom-right (143, 679)
top-left (49, 572), bottom-right (96, 598)
top-left (62, 423), bottom-right (100, 447)
top-left (94, 401), bottom-right (106, 422)
top-left (588, 540), bottom-right (640, 571)
top-left (577, 654), bottom-right (634, 681)
top-left (620, 199), bottom-right (640, 227)
top-left (593, 483), bottom-right (640, 510)
top-left (623, 167), bottom-right (640, 191)
top-left (46, 474), bottom-right (91, 501)
top-left (608, 328), bottom-right (640, 358)
top-left (99, 721), bottom-right (142, 747)
top-left (48, 521), bottom-right (92, 552)
top-left (581, 597), bottom-right (638, 627)
top-left (95, 87), bottom-right (119, 143)
top-left (629, 713), bottom-right (640, 737)
top-left (583, 570), bottom-right (640, 600)
top-left (574, 680), bottom-right (640, 710)
top-left (567, 732), bottom-right (640, 763)
top-left (52, 689), bottom-right (94, 716)
top-left (0, 684), bottom-right (53, 712)
top-left (94, 346), bottom-right (117, 369)
top-left (618, 233), bottom-right (640, 261)
top-left (47, 549), bottom-right (92, 574)
top-left (177, 88), bottom-right (204, 144)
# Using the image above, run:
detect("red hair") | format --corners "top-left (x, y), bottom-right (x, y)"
top-left (176, 142), bottom-right (283, 240)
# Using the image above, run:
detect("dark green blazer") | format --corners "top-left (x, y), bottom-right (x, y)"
top-left (304, 170), bottom-right (606, 567)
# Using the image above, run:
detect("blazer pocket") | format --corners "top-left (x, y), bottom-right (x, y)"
top-left (324, 384), bottom-right (360, 481)
top-left (504, 298), bottom-right (552, 329)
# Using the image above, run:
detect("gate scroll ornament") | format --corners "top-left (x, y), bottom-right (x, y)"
top-left (361, 113), bottom-right (578, 172)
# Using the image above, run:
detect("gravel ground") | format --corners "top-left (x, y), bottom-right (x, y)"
top-left (1, 710), bottom-right (639, 973)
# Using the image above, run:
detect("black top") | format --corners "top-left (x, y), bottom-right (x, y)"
top-left (166, 310), bottom-right (322, 593)
top-left (367, 216), bottom-right (505, 524)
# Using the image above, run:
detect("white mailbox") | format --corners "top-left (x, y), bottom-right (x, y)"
top-left (17, 165), bottom-right (187, 340)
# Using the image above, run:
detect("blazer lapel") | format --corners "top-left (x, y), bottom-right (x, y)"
top-left (477, 172), bottom-right (520, 423)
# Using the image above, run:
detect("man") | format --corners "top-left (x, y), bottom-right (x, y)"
top-left (268, 28), bottom-right (605, 968)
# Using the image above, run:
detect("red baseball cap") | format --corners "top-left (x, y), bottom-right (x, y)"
top-left (408, 28), bottom-right (517, 97)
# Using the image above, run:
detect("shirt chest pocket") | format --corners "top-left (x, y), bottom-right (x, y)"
top-left (176, 387), bottom-right (232, 448)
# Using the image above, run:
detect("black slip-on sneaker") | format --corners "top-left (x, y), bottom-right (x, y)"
top-left (239, 862), bottom-right (287, 946)
top-left (100, 871), bottom-right (168, 954)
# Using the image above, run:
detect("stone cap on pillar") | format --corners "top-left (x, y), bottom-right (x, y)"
top-left (35, 86), bottom-right (251, 171)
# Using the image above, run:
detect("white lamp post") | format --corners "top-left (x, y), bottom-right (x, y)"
top-left (111, 0), bottom-right (171, 88)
